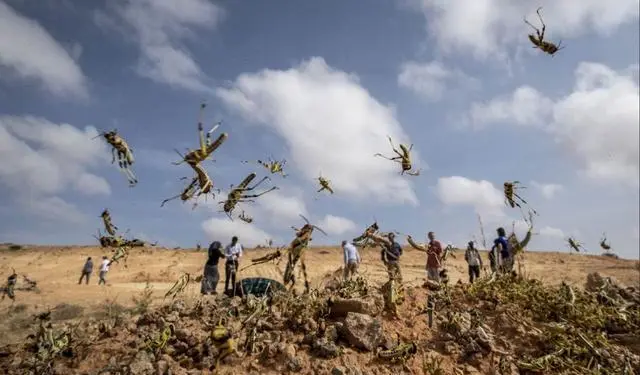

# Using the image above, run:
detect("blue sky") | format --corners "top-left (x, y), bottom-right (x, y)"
top-left (0, 0), bottom-right (638, 259)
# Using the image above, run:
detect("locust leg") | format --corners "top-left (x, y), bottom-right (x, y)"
top-left (111, 147), bottom-right (117, 164)
top-left (240, 187), bottom-right (278, 199)
top-left (374, 153), bottom-right (404, 164)
top-left (197, 103), bottom-right (207, 155)
top-left (245, 176), bottom-right (271, 190)
top-left (161, 193), bottom-right (183, 207)
top-left (300, 256), bottom-right (310, 294)
top-left (536, 8), bottom-right (546, 40)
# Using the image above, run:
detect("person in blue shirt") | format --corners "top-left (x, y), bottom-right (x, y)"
top-left (492, 227), bottom-right (510, 273)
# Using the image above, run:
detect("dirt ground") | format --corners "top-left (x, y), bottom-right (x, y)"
top-left (1, 244), bottom-right (638, 346)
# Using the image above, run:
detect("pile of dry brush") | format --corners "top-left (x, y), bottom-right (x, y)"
top-left (0, 270), bottom-right (637, 375)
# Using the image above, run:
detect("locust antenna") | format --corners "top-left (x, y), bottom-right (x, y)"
top-left (299, 214), bottom-right (310, 225)
top-left (312, 225), bottom-right (328, 236)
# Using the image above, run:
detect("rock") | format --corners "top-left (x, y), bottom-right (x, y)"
top-left (129, 351), bottom-right (155, 375)
top-left (156, 360), bottom-right (168, 375)
top-left (340, 313), bottom-right (384, 351)
top-left (312, 338), bottom-right (341, 358)
top-left (287, 357), bottom-right (303, 372)
top-left (329, 297), bottom-right (379, 317)
top-left (164, 312), bottom-right (180, 323)
top-left (332, 367), bottom-right (346, 375)
top-left (324, 325), bottom-right (339, 342)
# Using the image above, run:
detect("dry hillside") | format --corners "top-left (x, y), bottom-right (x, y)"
top-left (0, 244), bottom-right (638, 374)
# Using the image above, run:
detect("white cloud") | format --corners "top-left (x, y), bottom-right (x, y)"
top-left (436, 176), bottom-right (505, 220)
top-left (0, 115), bottom-right (111, 221)
top-left (466, 62), bottom-right (639, 187)
top-left (409, 0), bottom-right (639, 60)
top-left (398, 60), bottom-right (479, 101)
top-left (74, 173), bottom-right (111, 196)
top-left (201, 217), bottom-right (273, 247)
top-left (217, 57), bottom-right (420, 206)
top-left (539, 226), bottom-right (565, 239)
top-left (0, 1), bottom-right (87, 98)
top-left (256, 189), bottom-right (308, 224)
top-left (25, 196), bottom-right (86, 223)
top-left (317, 214), bottom-right (358, 236)
top-left (468, 86), bottom-right (553, 128)
top-left (530, 181), bottom-right (563, 199)
top-left (98, 0), bottom-right (224, 92)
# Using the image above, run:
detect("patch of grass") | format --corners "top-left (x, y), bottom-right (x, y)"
top-left (51, 303), bottom-right (84, 321)
top-left (8, 244), bottom-right (22, 251)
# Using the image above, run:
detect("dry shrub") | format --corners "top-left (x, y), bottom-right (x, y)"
top-left (51, 303), bottom-right (84, 321)
top-left (132, 282), bottom-right (154, 314)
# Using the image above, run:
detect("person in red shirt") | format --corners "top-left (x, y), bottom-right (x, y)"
top-left (407, 231), bottom-right (443, 282)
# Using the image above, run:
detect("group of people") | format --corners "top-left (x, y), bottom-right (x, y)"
top-left (200, 236), bottom-right (244, 296)
top-left (78, 256), bottom-right (112, 285)
top-left (340, 226), bottom-right (516, 285)
top-left (77, 226), bottom-right (515, 292)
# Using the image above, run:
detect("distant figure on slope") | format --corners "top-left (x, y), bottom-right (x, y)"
top-left (78, 257), bottom-right (93, 285)
top-left (2, 269), bottom-right (18, 301)
top-left (98, 256), bottom-right (110, 285)
top-left (342, 240), bottom-right (361, 281)
top-left (492, 227), bottom-right (510, 274)
top-left (465, 241), bottom-right (483, 283)
top-left (224, 236), bottom-right (243, 296)
top-left (407, 231), bottom-right (443, 283)
top-left (202, 241), bottom-right (225, 295)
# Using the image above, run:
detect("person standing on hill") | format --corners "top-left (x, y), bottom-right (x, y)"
top-left (407, 232), bottom-right (443, 283)
top-left (201, 241), bottom-right (225, 295)
top-left (78, 257), bottom-right (93, 285)
top-left (366, 231), bottom-right (403, 283)
top-left (465, 241), bottom-right (483, 283)
top-left (492, 227), bottom-right (510, 274)
top-left (224, 236), bottom-right (243, 296)
top-left (98, 256), bottom-right (110, 285)
top-left (342, 240), bottom-right (361, 281)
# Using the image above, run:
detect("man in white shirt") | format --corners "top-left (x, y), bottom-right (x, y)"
top-left (224, 236), bottom-right (243, 296)
top-left (464, 241), bottom-right (483, 283)
top-left (98, 256), bottom-right (110, 285)
top-left (342, 240), bottom-right (361, 281)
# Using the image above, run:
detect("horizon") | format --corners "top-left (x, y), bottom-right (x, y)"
top-left (0, 0), bottom-right (638, 260)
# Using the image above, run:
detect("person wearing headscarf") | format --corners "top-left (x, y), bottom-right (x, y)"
top-left (201, 241), bottom-right (225, 295)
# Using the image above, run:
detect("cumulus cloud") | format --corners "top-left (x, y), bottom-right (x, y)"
top-left (217, 57), bottom-right (420, 206)
top-left (201, 217), bottom-right (273, 247)
top-left (0, 1), bottom-right (87, 98)
top-left (257, 189), bottom-right (309, 224)
top-left (467, 62), bottom-right (639, 187)
top-left (530, 181), bottom-right (563, 199)
top-left (0, 115), bottom-right (111, 221)
top-left (317, 214), bottom-right (358, 236)
top-left (436, 176), bottom-right (505, 220)
top-left (408, 0), bottom-right (639, 60)
top-left (96, 0), bottom-right (224, 92)
top-left (539, 226), bottom-right (565, 239)
top-left (468, 86), bottom-right (553, 128)
top-left (398, 60), bottom-right (479, 101)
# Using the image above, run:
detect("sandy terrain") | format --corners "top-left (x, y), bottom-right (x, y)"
top-left (0, 244), bottom-right (638, 374)
top-left (1, 245), bottom-right (637, 328)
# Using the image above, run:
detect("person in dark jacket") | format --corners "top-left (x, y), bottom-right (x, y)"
top-left (365, 231), bottom-right (403, 283)
top-left (201, 241), bottom-right (225, 295)
top-left (78, 257), bottom-right (93, 285)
